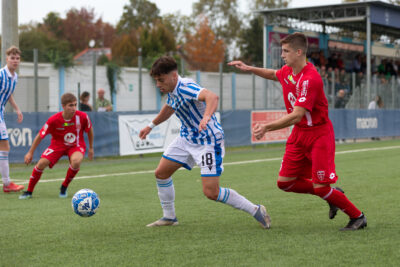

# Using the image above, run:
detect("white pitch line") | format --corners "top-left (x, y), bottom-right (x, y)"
top-left (2, 145), bottom-right (399, 186)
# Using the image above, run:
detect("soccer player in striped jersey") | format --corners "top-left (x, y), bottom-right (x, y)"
top-left (139, 56), bottom-right (271, 229)
top-left (1, 46), bottom-right (24, 193)
top-left (19, 93), bottom-right (93, 199)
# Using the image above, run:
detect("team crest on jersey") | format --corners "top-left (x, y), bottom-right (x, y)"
top-left (64, 133), bottom-right (76, 143)
top-left (317, 171), bottom-right (325, 180)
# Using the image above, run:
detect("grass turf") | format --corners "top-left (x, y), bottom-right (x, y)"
top-left (1, 140), bottom-right (399, 266)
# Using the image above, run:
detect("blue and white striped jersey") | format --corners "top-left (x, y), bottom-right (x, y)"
top-left (166, 76), bottom-right (224, 145)
top-left (0, 66), bottom-right (18, 122)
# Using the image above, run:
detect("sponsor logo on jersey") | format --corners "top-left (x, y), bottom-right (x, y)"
top-left (330, 172), bottom-right (336, 179)
top-left (56, 128), bottom-right (65, 130)
top-left (64, 133), bottom-right (76, 144)
top-left (288, 75), bottom-right (296, 85)
top-left (301, 80), bottom-right (309, 96)
top-left (63, 122), bottom-right (75, 127)
top-left (317, 170), bottom-right (325, 180)
top-left (288, 92), bottom-right (297, 108)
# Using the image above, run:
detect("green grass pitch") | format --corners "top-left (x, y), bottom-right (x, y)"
top-left (1, 140), bottom-right (399, 266)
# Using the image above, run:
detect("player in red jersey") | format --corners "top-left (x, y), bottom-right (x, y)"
top-left (229, 33), bottom-right (366, 231)
top-left (19, 93), bottom-right (94, 199)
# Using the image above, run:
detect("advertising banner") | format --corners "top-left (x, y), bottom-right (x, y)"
top-left (118, 114), bottom-right (180, 156)
top-left (251, 110), bottom-right (291, 144)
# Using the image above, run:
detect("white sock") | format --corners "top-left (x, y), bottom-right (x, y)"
top-left (156, 177), bottom-right (176, 219)
top-left (0, 151), bottom-right (10, 186)
top-left (216, 187), bottom-right (259, 216)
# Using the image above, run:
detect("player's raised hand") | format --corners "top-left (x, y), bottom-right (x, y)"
top-left (253, 123), bottom-right (267, 140)
top-left (17, 110), bottom-right (23, 123)
top-left (24, 152), bottom-right (33, 165)
top-left (198, 115), bottom-right (210, 132)
top-left (228, 61), bottom-right (252, 72)
top-left (139, 127), bottom-right (151, 140)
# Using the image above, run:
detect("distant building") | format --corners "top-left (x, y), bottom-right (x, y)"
top-left (74, 48), bottom-right (111, 65)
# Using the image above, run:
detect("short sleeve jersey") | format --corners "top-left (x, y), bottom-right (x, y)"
top-left (166, 76), bottom-right (224, 145)
top-left (39, 110), bottom-right (92, 148)
top-left (275, 62), bottom-right (329, 127)
top-left (0, 66), bottom-right (18, 122)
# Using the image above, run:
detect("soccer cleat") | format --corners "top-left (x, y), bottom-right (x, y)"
top-left (253, 204), bottom-right (271, 229)
top-left (146, 217), bottom-right (179, 227)
top-left (19, 191), bottom-right (33, 199)
top-left (3, 182), bottom-right (25, 193)
top-left (59, 185), bottom-right (68, 198)
top-left (340, 213), bottom-right (367, 231)
top-left (329, 187), bottom-right (344, 219)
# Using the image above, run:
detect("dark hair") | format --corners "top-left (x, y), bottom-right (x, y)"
top-left (61, 93), bottom-right (77, 105)
top-left (80, 91), bottom-right (90, 101)
top-left (6, 46), bottom-right (21, 56)
top-left (150, 56), bottom-right (178, 77)
top-left (280, 32), bottom-right (308, 55)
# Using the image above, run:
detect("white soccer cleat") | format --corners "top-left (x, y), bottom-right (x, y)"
top-left (146, 217), bottom-right (179, 227)
top-left (253, 205), bottom-right (271, 229)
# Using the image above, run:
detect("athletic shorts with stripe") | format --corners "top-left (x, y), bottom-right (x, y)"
top-left (163, 136), bottom-right (224, 177)
top-left (279, 121), bottom-right (338, 184)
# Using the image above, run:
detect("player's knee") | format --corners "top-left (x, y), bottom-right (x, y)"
top-left (154, 168), bottom-right (168, 179)
top-left (203, 187), bottom-right (218, 200)
top-left (277, 180), bottom-right (287, 191)
top-left (70, 159), bottom-right (81, 169)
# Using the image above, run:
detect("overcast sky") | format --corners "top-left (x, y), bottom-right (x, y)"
top-left (6, 0), bottom-right (344, 29)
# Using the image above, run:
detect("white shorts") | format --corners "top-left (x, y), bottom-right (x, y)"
top-left (0, 121), bottom-right (8, 140)
top-left (163, 136), bottom-right (225, 177)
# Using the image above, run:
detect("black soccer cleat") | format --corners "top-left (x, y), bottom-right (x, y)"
top-left (340, 213), bottom-right (367, 231)
top-left (329, 187), bottom-right (344, 219)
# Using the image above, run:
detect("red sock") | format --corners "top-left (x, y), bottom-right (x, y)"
top-left (62, 165), bottom-right (80, 187)
top-left (277, 179), bottom-right (315, 194)
top-left (27, 166), bottom-right (43, 193)
top-left (314, 187), bottom-right (362, 219)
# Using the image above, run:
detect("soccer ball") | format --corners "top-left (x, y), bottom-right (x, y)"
top-left (71, 189), bottom-right (100, 217)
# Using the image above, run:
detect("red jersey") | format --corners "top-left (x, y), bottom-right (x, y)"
top-left (276, 62), bottom-right (329, 127)
top-left (39, 110), bottom-right (92, 148)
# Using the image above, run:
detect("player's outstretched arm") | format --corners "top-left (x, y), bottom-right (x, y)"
top-left (253, 106), bottom-right (307, 139)
top-left (197, 89), bottom-right (218, 132)
top-left (228, 60), bottom-right (278, 81)
top-left (139, 104), bottom-right (175, 140)
top-left (8, 95), bottom-right (23, 123)
top-left (24, 134), bottom-right (42, 164)
top-left (87, 128), bottom-right (94, 160)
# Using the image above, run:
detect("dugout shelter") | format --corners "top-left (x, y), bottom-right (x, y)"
top-left (257, 0), bottom-right (400, 96)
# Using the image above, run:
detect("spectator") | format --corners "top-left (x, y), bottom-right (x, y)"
top-left (95, 88), bottom-right (112, 112)
top-left (368, 95), bottom-right (384, 110)
top-left (353, 54), bottom-right (361, 73)
top-left (334, 89), bottom-right (347, 109)
top-left (79, 91), bottom-right (92, 111)
top-left (368, 95), bottom-right (383, 141)
top-left (319, 50), bottom-right (327, 67)
top-left (339, 69), bottom-right (350, 94)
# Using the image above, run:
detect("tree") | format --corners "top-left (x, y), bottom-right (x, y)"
top-left (192, 0), bottom-right (241, 44)
top-left (162, 13), bottom-right (195, 44)
top-left (116, 0), bottom-right (160, 33)
top-left (40, 12), bottom-right (64, 39)
top-left (111, 31), bottom-right (140, 67)
top-left (184, 18), bottom-right (225, 71)
top-left (237, 0), bottom-right (291, 65)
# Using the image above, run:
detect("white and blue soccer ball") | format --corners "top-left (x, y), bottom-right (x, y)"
top-left (71, 189), bottom-right (100, 217)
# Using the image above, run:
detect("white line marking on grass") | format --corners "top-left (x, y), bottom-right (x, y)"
top-left (2, 145), bottom-right (399, 186)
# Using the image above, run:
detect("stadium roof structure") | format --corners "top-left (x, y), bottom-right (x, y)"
top-left (257, 0), bottom-right (400, 95)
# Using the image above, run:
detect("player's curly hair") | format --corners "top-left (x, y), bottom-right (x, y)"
top-left (150, 56), bottom-right (178, 77)
top-left (280, 32), bottom-right (308, 55)
top-left (61, 93), bottom-right (77, 105)
top-left (6, 46), bottom-right (21, 56)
